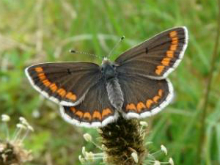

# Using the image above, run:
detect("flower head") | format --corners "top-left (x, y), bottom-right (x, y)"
top-left (161, 145), bottom-right (168, 155)
top-left (83, 133), bottom-right (92, 142)
top-left (169, 158), bottom-right (174, 165)
top-left (1, 114), bottom-right (10, 122)
top-left (0, 114), bottom-right (33, 164)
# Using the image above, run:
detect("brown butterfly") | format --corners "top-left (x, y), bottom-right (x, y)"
top-left (25, 27), bottom-right (188, 127)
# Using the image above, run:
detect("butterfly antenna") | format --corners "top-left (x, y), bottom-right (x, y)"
top-left (107, 36), bottom-right (125, 58)
top-left (69, 49), bottom-right (102, 60)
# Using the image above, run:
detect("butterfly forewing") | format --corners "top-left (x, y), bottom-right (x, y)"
top-left (115, 27), bottom-right (188, 79)
top-left (25, 62), bottom-right (101, 106)
top-left (60, 79), bottom-right (118, 127)
top-left (117, 73), bottom-right (173, 118)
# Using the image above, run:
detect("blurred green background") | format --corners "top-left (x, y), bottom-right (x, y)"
top-left (0, 0), bottom-right (220, 165)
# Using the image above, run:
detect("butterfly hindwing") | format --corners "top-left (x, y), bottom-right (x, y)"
top-left (25, 62), bottom-right (101, 106)
top-left (117, 73), bottom-right (173, 118)
top-left (60, 79), bottom-right (118, 127)
top-left (115, 27), bottom-right (188, 79)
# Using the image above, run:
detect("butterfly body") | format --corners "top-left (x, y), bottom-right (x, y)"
top-left (100, 58), bottom-right (124, 110)
top-left (25, 27), bottom-right (188, 127)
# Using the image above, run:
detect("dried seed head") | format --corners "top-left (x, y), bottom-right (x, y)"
top-left (100, 116), bottom-right (146, 165)
top-left (0, 141), bottom-right (32, 164)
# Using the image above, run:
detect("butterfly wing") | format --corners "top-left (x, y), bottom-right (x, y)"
top-left (25, 62), bottom-right (101, 106)
top-left (117, 73), bottom-right (173, 118)
top-left (115, 27), bottom-right (188, 79)
top-left (60, 79), bottom-right (118, 127)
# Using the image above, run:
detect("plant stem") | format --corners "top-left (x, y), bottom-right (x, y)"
top-left (197, 0), bottom-right (220, 164)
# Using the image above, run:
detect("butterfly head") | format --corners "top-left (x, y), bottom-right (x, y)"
top-left (101, 58), bottom-right (117, 80)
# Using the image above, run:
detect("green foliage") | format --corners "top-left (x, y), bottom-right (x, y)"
top-left (0, 0), bottom-right (219, 164)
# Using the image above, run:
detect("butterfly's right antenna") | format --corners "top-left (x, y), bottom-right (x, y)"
top-left (107, 36), bottom-right (125, 58)
top-left (69, 49), bottom-right (102, 60)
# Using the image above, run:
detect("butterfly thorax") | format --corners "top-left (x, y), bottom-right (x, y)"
top-left (101, 59), bottom-right (117, 81)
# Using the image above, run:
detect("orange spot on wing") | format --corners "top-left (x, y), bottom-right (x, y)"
top-left (42, 79), bottom-right (51, 87)
top-left (38, 73), bottom-right (46, 80)
top-left (84, 112), bottom-right (92, 121)
top-left (161, 58), bottom-right (171, 66)
top-left (172, 37), bottom-right (178, 44)
top-left (158, 89), bottom-right (163, 97)
top-left (172, 37), bottom-right (178, 41)
top-left (136, 102), bottom-right (146, 112)
top-left (166, 51), bottom-right (174, 58)
top-left (35, 67), bottom-right (43, 73)
top-left (70, 107), bottom-right (76, 113)
top-left (153, 96), bottom-right (160, 103)
top-left (169, 31), bottom-right (177, 38)
top-left (57, 88), bottom-right (66, 97)
top-left (66, 92), bottom-right (77, 101)
top-left (126, 103), bottom-right (136, 111)
top-left (102, 108), bottom-right (112, 118)
top-left (76, 111), bottom-right (83, 118)
top-left (50, 83), bottom-right (58, 92)
top-left (170, 44), bottom-right (178, 51)
top-left (155, 65), bottom-right (165, 75)
top-left (146, 99), bottom-right (153, 109)
top-left (93, 111), bottom-right (102, 120)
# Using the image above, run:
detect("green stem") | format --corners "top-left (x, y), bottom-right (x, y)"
top-left (197, 0), bottom-right (220, 164)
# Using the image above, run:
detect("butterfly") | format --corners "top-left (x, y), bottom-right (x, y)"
top-left (25, 27), bottom-right (188, 128)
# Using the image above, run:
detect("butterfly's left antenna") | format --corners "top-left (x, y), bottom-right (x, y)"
top-left (107, 36), bottom-right (125, 58)
top-left (69, 49), bottom-right (102, 60)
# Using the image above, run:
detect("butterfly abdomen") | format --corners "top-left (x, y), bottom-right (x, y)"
top-left (106, 78), bottom-right (124, 110)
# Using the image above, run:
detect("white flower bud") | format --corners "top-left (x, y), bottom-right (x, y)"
top-left (83, 133), bottom-right (92, 142)
top-left (78, 155), bottom-right (85, 163)
top-left (82, 146), bottom-right (86, 156)
top-left (19, 117), bottom-right (27, 123)
top-left (154, 160), bottom-right (161, 165)
top-left (27, 125), bottom-right (34, 132)
top-left (140, 121), bottom-right (148, 127)
top-left (85, 152), bottom-right (94, 162)
top-left (1, 114), bottom-right (10, 122)
top-left (131, 152), bottom-right (138, 163)
top-left (19, 117), bottom-right (33, 130)
top-left (16, 123), bottom-right (27, 129)
top-left (169, 158), bottom-right (174, 165)
top-left (161, 145), bottom-right (168, 155)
